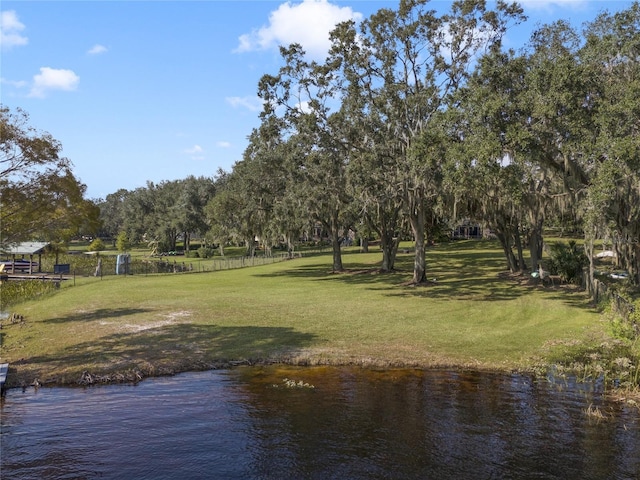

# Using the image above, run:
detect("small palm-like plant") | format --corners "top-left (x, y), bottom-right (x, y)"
top-left (547, 240), bottom-right (588, 284)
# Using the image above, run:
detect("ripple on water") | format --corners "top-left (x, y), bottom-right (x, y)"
top-left (1, 367), bottom-right (639, 480)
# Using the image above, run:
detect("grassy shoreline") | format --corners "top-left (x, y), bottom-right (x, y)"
top-left (0, 240), bottom-right (606, 389)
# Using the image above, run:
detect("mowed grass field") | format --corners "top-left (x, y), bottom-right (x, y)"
top-left (0, 240), bottom-right (603, 387)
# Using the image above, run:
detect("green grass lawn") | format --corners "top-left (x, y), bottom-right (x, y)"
top-left (0, 240), bottom-right (604, 387)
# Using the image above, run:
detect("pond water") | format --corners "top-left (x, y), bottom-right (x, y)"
top-left (1, 366), bottom-right (639, 479)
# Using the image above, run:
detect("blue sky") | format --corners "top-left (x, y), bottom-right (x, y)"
top-left (1, 0), bottom-right (635, 200)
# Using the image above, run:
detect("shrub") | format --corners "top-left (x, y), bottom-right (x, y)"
top-left (88, 238), bottom-right (106, 252)
top-left (546, 240), bottom-right (588, 284)
top-left (607, 295), bottom-right (639, 342)
top-left (116, 231), bottom-right (131, 252)
top-left (197, 247), bottom-right (216, 259)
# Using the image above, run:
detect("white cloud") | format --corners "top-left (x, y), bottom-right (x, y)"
top-left (184, 144), bottom-right (205, 160)
top-left (226, 95), bottom-right (264, 112)
top-left (517, 0), bottom-right (588, 10)
top-left (235, 0), bottom-right (362, 60)
top-left (88, 44), bottom-right (108, 55)
top-left (293, 100), bottom-right (312, 114)
top-left (0, 10), bottom-right (28, 50)
top-left (1, 77), bottom-right (27, 88)
top-left (184, 145), bottom-right (204, 155)
top-left (216, 141), bottom-right (231, 148)
top-left (29, 67), bottom-right (80, 98)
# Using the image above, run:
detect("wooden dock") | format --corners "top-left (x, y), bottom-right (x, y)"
top-left (0, 363), bottom-right (8, 395)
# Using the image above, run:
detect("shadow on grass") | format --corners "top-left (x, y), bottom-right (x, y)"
top-left (22, 323), bottom-right (318, 376)
top-left (255, 240), bottom-right (594, 306)
top-left (253, 261), bottom-right (422, 295)
top-left (42, 308), bottom-right (154, 324)
top-left (535, 286), bottom-right (596, 311)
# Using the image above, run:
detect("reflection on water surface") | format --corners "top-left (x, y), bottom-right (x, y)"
top-left (1, 366), bottom-right (639, 479)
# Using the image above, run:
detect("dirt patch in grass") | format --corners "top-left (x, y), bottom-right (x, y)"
top-left (125, 310), bottom-right (192, 333)
top-left (97, 310), bottom-right (193, 333)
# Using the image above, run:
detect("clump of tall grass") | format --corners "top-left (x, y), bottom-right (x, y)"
top-left (583, 403), bottom-right (608, 422)
top-left (604, 294), bottom-right (640, 389)
top-left (274, 378), bottom-right (315, 389)
top-left (0, 280), bottom-right (59, 311)
top-left (548, 293), bottom-right (639, 393)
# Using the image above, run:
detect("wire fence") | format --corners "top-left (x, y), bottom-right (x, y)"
top-left (60, 252), bottom-right (303, 278)
top-left (0, 252), bottom-right (307, 310)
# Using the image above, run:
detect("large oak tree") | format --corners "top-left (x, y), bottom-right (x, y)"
top-left (1, 106), bottom-right (99, 247)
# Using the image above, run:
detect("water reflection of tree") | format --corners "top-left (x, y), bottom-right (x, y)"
top-left (232, 367), bottom-right (640, 479)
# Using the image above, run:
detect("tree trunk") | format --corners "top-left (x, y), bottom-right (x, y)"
top-left (495, 229), bottom-right (519, 273)
top-left (169, 231), bottom-right (178, 252)
top-left (527, 220), bottom-right (544, 272)
top-left (245, 238), bottom-right (256, 257)
top-left (285, 234), bottom-right (295, 259)
top-left (322, 212), bottom-right (344, 272)
top-left (184, 232), bottom-right (190, 255)
top-left (412, 235), bottom-right (427, 284)
top-left (616, 230), bottom-right (640, 286)
top-left (360, 236), bottom-right (369, 253)
top-left (409, 200), bottom-right (427, 284)
top-left (584, 236), bottom-right (596, 298)
top-left (514, 228), bottom-right (526, 272)
top-left (380, 230), bottom-right (399, 272)
top-left (330, 228), bottom-right (343, 272)
top-left (634, 243), bottom-right (640, 286)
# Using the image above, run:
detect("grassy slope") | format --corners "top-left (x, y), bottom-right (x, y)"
top-left (0, 240), bottom-right (602, 386)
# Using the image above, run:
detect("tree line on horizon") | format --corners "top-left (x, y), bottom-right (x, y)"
top-left (2, 0), bottom-right (639, 293)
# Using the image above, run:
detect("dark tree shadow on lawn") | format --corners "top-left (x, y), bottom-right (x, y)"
top-left (42, 308), bottom-right (154, 325)
top-left (22, 323), bottom-right (318, 376)
top-left (253, 260), bottom-right (409, 287)
top-left (255, 244), bottom-right (594, 307)
top-left (533, 284), bottom-right (597, 311)
top-left (252, 239), bottom-right (595, 309)
top-left (256, 244), bottom-right (520, 297)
